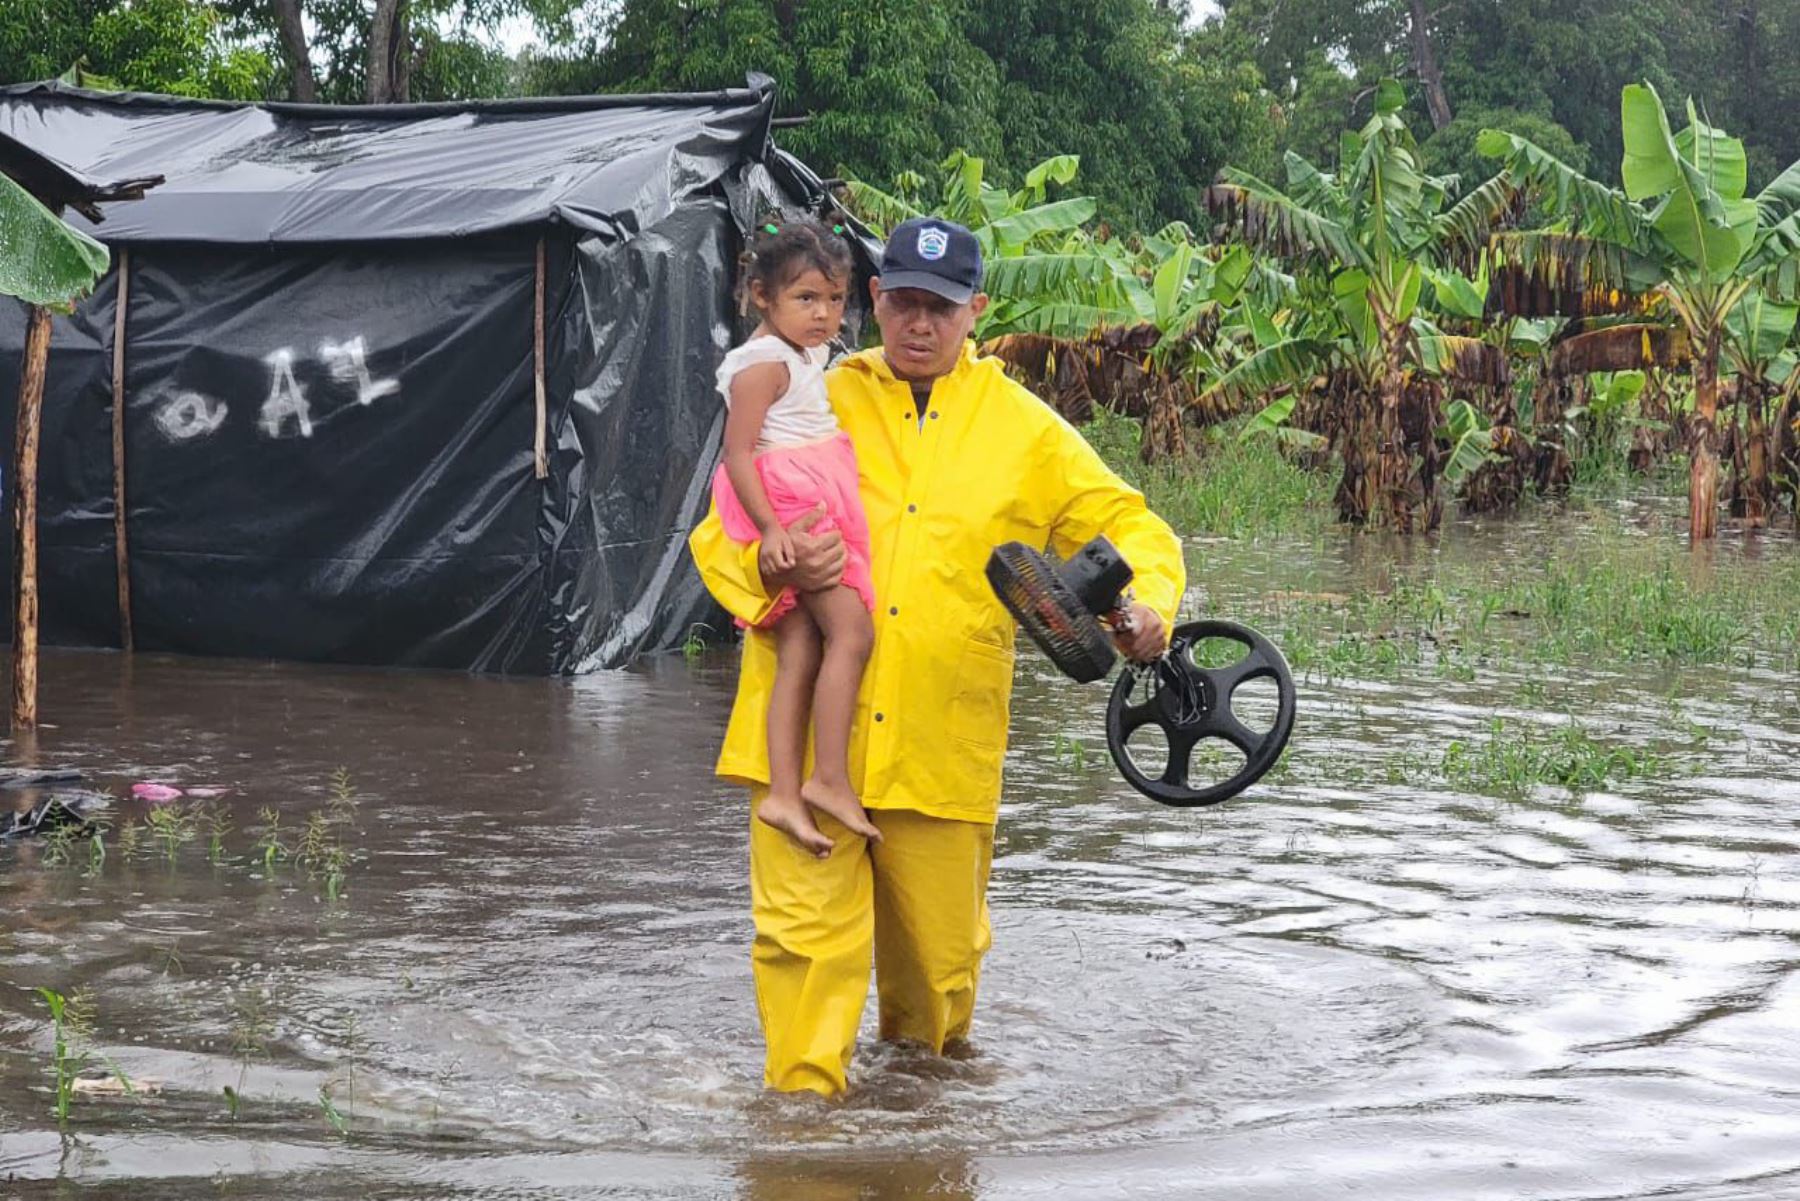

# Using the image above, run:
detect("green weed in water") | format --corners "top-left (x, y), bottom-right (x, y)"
top-left (1441, 717), bottom-right (1669, 800)
top-left (681, 623), bottom-right (713, 663)
top-left (201, 804), bottom-right (232, 865)
top-left (39, 822), bottom-right (77, 868)
top-left (323, 844), bottom-right (349, 902)
top-left (319, 1083), bottom-right (348, 1135)
top-left (145, 803), bottom-right (196, 863)
top-left (225, 987), bottom-right (273, 1119)
top-left (298, 811), bottom-right (330, 873)
top-left (1254, 529), bottom-right (1800, 677)
top-left (117, 818), bottom-right (141, 861)
top-left (83, 822), bottom-right (108, 877)
top-left (328, 768), bottom-right (359, 825)
top-left (252, 807), bottom-right (286, 872)
top-left (36, 986), bottom-right (132, 1124)
top-left (1050, 731), bottom-right (1090, 771)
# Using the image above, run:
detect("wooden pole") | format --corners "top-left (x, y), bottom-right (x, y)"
top-left (533, 237), bottom-right (548, 480)
top-left (111, 248), bottom-right (133, 651)
top-left (12, 304), bottom-right (52, 731)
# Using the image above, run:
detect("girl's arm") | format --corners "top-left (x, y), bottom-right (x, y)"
top-left (722, 360), bottom-right (790, 537)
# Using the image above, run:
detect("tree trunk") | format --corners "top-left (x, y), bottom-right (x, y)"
top-left (1688, 341), bottom-right (1721, 541)
top-left (1745, 380), bottom-right (1770, 529)
top-left (11, 306), bottom-right (51, 732)
top-left (1532, 375), bottom-right (1574, 494)
top-left (1376, 371), bottom-right (1412, 531)
top-left (1407, 0), bottom-right (1454, 131)
top-left (367, 0), bottom-right (410, 104)
top-left (1776, 389), bottom-right (1800, 526)
top-left (1333, 376), bottom-right (1379, 524)
top-left (1140, 379), bottom-right (1187, 462)
top-left (271, 0), bottom-right (316, 103)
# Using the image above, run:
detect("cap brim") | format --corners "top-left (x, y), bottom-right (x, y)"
top-left (876, 270), bottom-right (976, 305)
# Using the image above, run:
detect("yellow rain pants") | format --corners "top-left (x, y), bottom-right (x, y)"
top-left (691, 340), bottom-right (1184, 1093)
top-left (749, 798), bottom-right (994, 1096)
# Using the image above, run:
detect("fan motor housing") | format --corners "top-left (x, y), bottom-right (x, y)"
top-left (1063, 538), bottom-right (1135, 616)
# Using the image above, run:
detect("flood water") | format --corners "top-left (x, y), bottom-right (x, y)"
top-left (2, 504), bottom-right (1799, 1200)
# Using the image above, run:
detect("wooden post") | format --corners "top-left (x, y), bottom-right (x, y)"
top-left (533, 237), bottom-right (549, 480)
top-left (12, 304), bottom-right (52, 731)
top-left (111, 248), bottom-right (133, 651)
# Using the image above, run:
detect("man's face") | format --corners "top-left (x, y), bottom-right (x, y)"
top-left (870, 281), bottom-right (989, 382)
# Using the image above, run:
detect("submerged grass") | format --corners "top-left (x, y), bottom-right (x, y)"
top-left (1085, 410), bottom-right (1334, 541)
top-left (1441, 716), bottom-right (1671, 800)
top-left (1246, 531), bottom-right (1800, 680)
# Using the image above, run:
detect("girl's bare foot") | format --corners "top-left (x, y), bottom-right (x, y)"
top-left (801, 778), bottom-right (883, 843)
top-left (758, 791), bottom-right (834, 858)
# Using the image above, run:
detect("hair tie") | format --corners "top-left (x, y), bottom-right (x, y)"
top-left (831, 223), bottom-right (845, 235)
top-left (762, 222), bottom-right (779, 235)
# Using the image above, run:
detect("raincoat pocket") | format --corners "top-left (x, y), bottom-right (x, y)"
top-left (948, 638), bottom-right (1015, 751)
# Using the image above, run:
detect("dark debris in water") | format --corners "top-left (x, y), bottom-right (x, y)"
top-left (0, 766), bottom-right (111, 842)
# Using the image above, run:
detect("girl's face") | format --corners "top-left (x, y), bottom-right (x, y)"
top-left (754, 268), bottom-right (848, 349)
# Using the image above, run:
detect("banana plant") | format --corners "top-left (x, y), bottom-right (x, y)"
top-left (845, 151), bottom-right (1098, 262)
top-left (1203, 80), bottom-right (1516, 529)
top-left (1478, 80), bottom-right (1800, 538)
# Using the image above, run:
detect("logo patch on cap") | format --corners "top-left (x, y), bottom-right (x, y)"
top-left (916, 227), bottom-right (950, 261)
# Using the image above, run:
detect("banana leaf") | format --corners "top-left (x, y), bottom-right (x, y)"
top-left (1725, 290), bottom-right (1800, 369)
top-left (1620, 83), bottom-right (1755, 275)
top-left (1207, 170), bottom-right (1365, 268)
top-left (986, 198), bottom-right (1098, 252)
top-left (0, 171), bottom-right (110, 310)
top-left (1239, 392), bottom-right (1299, 440)
top-left (1440, 398), bottom-right (1498, 484)
top-left (1200, 337), bottom-right (1335, 411)
top-left (1478, 128), bottom-right (1647, 246)
top-left (841, 179), bottom-right (921, 234)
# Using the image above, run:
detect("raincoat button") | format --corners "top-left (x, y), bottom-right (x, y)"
top-left (889, 606), bottom-right (898, 616)
top-left (929, 411), bottom-right (939, 420)
top-left (875, 712), bottom-right (885, 722)
top-left (907, 504), bottom-right (917, 513)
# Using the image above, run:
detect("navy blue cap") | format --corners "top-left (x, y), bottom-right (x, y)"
top-left (878, 217), bottom-right (985, 304)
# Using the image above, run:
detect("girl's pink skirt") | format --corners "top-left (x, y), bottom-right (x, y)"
top-left (711, 431), bottom-right (876, 629)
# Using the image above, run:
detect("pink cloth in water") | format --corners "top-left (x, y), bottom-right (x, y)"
top-left (711, 431), bottom-right (875, 629)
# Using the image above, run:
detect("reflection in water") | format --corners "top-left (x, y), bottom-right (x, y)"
top-left (0, 508), bottom-right (1797, 1198)
top-left (737, 1151), bottom-right (978, 1201)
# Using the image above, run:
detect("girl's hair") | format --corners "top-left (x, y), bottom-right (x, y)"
top-left (738, 218), bottom-right (854, 315)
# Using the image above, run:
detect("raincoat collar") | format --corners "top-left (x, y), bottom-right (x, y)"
top-left (840, 339), bottom-right (982, 386)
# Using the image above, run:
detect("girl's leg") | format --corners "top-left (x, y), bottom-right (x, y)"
top-left (761, 610), bottom-right (833, 858)
top-left (797, 586), bottom-right (880, 843)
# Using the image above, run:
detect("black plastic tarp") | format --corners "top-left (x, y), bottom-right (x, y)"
top-left (0, 79), bottom-right (865, 672)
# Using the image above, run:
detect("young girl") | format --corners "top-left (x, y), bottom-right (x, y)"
top-left (713, 219), bottom-right (880, 858)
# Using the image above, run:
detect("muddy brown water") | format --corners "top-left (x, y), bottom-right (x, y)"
top-left (2, 506), bottom-right (1798, 1200)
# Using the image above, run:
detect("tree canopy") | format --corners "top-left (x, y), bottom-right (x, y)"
top-left (10, 1), bottom-right (1800, 230)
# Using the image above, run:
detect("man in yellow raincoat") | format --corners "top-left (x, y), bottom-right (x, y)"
top-left (688, 217), bottom-right (1185, 1096)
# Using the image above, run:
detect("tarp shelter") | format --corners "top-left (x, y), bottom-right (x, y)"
top-left (0, 78), bottom-right (854, 672)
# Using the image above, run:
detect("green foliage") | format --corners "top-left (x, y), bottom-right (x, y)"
top-left (525, 0), bottom-right (1268, 229)
top-left (0, 0), bottom-right (274, 99)
top-left (1423, 106), bottom-right (1588, 188)
top-left (0, 174), bottom-right (110, 311)
top-left (1086, 411), bottom-right (1335, 540)
top-left (1442, 716), bottom-right (1667, 799)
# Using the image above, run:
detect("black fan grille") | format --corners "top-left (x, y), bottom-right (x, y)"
top-left (986, 543), bottom-right (1116, 683)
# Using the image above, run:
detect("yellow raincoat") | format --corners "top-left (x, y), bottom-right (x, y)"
top-left (689, 341), bottom-right (1185, 1093)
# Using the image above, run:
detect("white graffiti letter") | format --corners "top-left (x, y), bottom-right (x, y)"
top-left (154, 391), bottom-right (229, 442)
top-left (319, 336), bottom-right (400, 406)
top-left (259, 348), bottom-right (313, 438)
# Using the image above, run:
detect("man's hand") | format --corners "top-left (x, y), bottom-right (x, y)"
top-left (763, 504), bottom-right (846, 595)
top-left (1112, 602), bottom-right (1166, 663)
